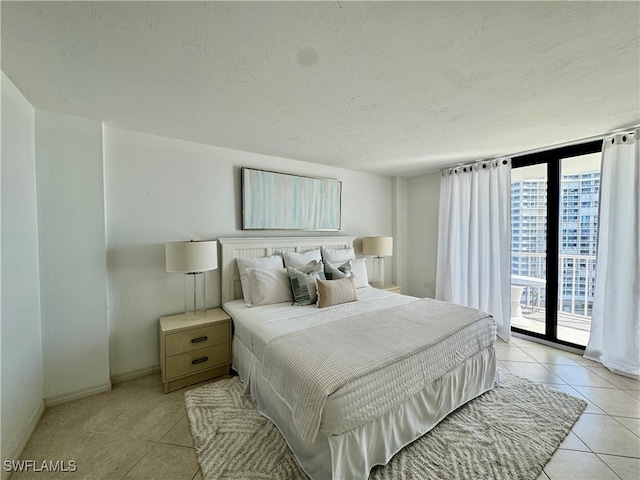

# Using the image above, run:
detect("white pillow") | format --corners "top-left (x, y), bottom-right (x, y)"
top-left (283, 249), bottom-right (322, 268)
top-left (351, 258), bottom-right (369, 288)
top-left (322, 247), bottom-right (355, 264)
top-left (236, 255), bottom-right (284, 304)
top-left (246, 268), bottom-right (293, 306)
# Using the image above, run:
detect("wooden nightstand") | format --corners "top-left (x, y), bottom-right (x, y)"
top-left (159, 308), bottom-right (231, 393)
top-left (370, 283), bottom-right (401, 294)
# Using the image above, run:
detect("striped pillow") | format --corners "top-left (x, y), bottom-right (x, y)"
top-left (246, 268), bottom-right (293, 306)
top-left (316, 276), bottom-right (358, 308)
top-left (236, 255), bottom-right (284, 304)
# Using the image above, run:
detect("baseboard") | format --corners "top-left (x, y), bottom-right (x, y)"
top-left (44, 382), bottom-right (112, 408)
top-left (511, 332), bottom-right (585, 355)
top-left (40, 365), bottom-right (161, 407)
top-left (110, 364), bottom-right (161, 385)
top-left (2, 400), bottom-right (45, 480)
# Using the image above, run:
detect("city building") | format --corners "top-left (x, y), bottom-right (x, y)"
top-left (511, 170), bottom-right (600, 317)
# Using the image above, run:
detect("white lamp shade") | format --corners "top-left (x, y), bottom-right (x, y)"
top-left (362, 237), bottom-right (393, 256)
top-left (166, 240), bottom-right (218, 273)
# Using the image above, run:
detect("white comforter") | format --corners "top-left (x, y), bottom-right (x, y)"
top-left (227, 287), bottom-right (414, 360)
top-left (224, 287), bottom-right (496, 441)
top-left (263, 298), bottom-right (495, 442)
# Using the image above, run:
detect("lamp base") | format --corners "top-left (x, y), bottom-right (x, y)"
top-left (373, 256), bottom-right (385, 286)
top-left (184, 272), bottom-right (206, 316)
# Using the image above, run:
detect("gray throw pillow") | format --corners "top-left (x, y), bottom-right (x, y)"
top-left (287, 261), bottom-right (326, 305)
top-left (324, 260), bottom-right (353, 280)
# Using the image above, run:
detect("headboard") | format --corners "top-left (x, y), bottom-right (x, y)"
top-left (218, 236), bottom-right (357, 305)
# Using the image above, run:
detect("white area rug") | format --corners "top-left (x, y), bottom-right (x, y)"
top-left (185, 370), bottom-right (586, 479)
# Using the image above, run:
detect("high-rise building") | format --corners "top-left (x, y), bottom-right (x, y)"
top-left (559, 171), bottom-right (599, 316)
top-left (511, 171), bottom-right (599, 317)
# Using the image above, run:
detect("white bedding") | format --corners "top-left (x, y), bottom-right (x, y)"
top-left (219, 237), bottom-right (498, 479)
top-left (225, 286), bottom-right (496, 441)
top-left (232, 334), bottom-right (496, 480)
top-left (225, 286), bottom-right (409, 360)
top-left (263, 297), bottom-right (495, 443)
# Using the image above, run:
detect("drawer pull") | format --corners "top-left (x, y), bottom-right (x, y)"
top-left (191, 336), bottom-right (208, 343)
top-left (191, 357), bottom-right (208, 365)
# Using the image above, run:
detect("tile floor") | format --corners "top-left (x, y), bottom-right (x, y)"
top-left (10, 374), bottom-right (213, 480)
top-left (501, 336), bottom-right (639, 480)
top-left (10, 337), bottom-right (640, 480)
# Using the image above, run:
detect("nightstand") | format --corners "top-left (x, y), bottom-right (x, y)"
top-left (159, 308), bottom-right (231, 393)
top-left (370, 283), bottom-right (401, 294)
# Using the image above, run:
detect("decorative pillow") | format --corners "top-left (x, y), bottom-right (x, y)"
top-left (287, 261), bottom-right (326, 305)
top-left (324, 260), bottom-right (353, 280)
top-left (236, 255), bottom-right (284, 304)
top-left (316, 276), bottom-right (358, 308)
top-left (321, 247), bottom-right (355, 264)
top-left (246, 268), bottom-right (293, 306)
top-left (283, 249), bottom-right (322, 268)
top-left (351, 258), bottom-right (369, 288)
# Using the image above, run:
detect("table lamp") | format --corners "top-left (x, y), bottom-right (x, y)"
top-left (362, 236), bottom-right (393, 286)
top-left (166, 240), bottom-right (218, 316)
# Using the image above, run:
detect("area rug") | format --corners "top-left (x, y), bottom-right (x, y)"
top-left (185, 369), bottom-right (586, 480)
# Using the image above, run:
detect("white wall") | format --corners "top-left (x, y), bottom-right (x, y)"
top-left (392, 177), bottom-right (408, 290)
top-left (104, 126), bottom-right (393, 378)
top-left (1, 73), bottom-right (44, 468)
top-left (35, 110), bottom-right (111, 402)
top-left (406, 171), bottom-right (441, 298)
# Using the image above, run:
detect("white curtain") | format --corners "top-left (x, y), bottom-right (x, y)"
top-left (584, 129), bottom-right (639, 377)
top-left (436, 159), bottom-right (512, 341)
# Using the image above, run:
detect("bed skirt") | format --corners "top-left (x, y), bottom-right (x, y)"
top-left (232, 335), bottom-right (497, 480)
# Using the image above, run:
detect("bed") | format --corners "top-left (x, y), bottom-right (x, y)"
top-left (219, 236), bottom-right (497, 480)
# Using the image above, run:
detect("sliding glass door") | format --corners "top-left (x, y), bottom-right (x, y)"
top-left (557, 153), bottom-right (601, 345)
top-left (511, 164), bottom-right (548, 336)
top-left (511, 141), bottom-right (602, 349)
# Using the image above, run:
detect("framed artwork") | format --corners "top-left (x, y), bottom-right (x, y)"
top-left (241, 167), bottom-right (342, 230)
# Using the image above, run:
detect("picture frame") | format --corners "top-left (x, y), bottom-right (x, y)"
top-left (241, 167), bottom-right (342, 231)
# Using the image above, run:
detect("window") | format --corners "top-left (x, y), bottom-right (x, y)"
top-left (511, 141), bottom-right (602, 348)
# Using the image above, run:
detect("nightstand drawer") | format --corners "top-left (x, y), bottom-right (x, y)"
top-left (159, 308), bottom-right (232, 393)
top-left (165, 343), bottom-right (230, 380)
top-left (165, 323), bottom-right (230, 357)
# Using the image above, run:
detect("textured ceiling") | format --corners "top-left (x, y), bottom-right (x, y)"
top-left (2, 1), bottom-right (639, 177)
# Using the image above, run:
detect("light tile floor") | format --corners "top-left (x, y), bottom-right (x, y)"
top-left (10, 337), bottom-right (640, 480)
top-left (10, 374), bottom-right (215, 480)
top-left (503, 336), bottom-right (640, 480)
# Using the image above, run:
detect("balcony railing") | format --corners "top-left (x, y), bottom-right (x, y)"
top-left (511, 252), bottom-right (596, 320)
top-left (559, 254), bottom-right (596, 319)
